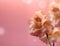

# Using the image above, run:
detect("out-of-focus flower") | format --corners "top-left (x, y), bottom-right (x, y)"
top-left (48, 0), bottom-right (60, 43)
top-left (48, 27), bottom-right (60, 43)
top-left (28, 11), bottom-right (51, 44)
top-left (28, 0), bottom-right (60, 46)
top-left (49, 1), bottom-right (60, 21)
top-left (28, 10), bottom-right (60, 44)
top-left (29, 11), bottom-right (43, 36)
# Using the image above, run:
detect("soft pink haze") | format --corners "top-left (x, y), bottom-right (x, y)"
top-left (0, 0), bottom-right (60, 46)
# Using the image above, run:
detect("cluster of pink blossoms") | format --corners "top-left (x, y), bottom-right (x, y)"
top-left (29, 0), bottom-right (60, 46)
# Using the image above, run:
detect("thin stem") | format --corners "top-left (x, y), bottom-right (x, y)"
top-left (46, 33), bottom-right (55, 46)
top-left (53, 42), bottom-right (55, 46)
top-left (46, 33), bottom-right (52, 46)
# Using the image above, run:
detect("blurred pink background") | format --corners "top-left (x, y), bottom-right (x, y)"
top-left (0, 0), bottom-right (60, 46)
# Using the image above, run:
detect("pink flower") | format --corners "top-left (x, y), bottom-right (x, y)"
top-left (29, 1), bottom-right (60, 45)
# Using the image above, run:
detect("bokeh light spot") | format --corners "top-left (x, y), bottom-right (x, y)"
top-left (22, 0), bottom-right (33, 4)
top-left (38, 0), bottom-right (47, 9)
top-left (0, 27), bottom-right (5, 36)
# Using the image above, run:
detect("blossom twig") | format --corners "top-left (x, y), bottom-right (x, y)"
top-left (46, 33), bottom-right (52, 46)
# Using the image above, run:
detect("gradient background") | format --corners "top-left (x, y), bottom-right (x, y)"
top-left (0, 0), bottom-right (60, 46)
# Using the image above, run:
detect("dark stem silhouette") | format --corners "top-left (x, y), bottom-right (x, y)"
top-left (46, 33), bottom-right (55, 46)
